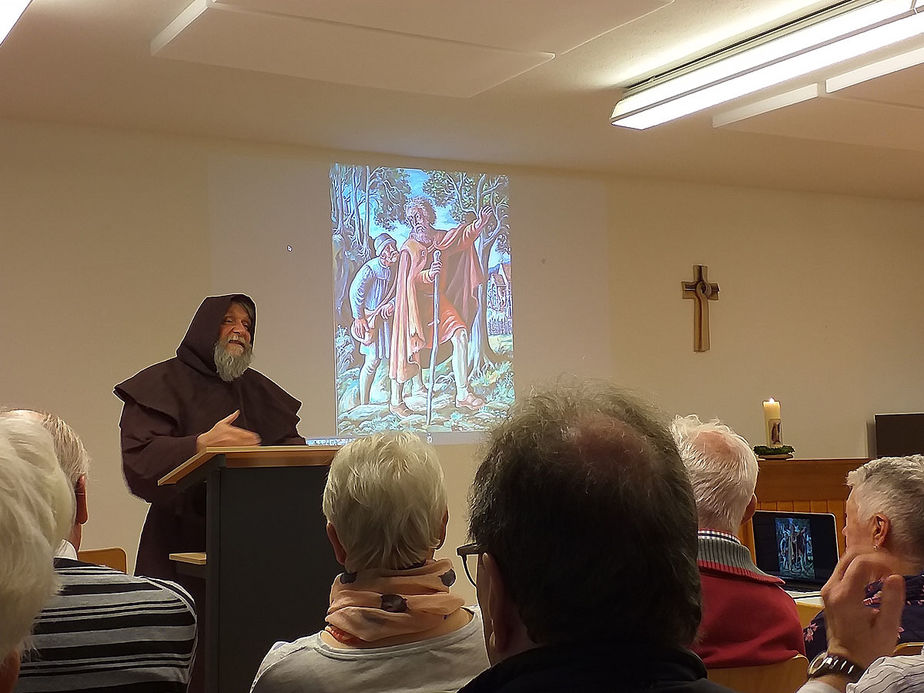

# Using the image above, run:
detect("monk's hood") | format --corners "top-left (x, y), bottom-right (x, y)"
top-left (176, 293), bottom-right (256, 377)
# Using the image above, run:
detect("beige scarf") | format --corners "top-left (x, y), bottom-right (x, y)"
top-left (325, 558), bottom-right (465, 644)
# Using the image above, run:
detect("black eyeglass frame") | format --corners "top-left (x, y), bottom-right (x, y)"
top-left (456, 542), bottom-right (483, 587)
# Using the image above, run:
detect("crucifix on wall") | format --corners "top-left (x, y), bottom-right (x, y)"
top-left (681, 264), bottom-right (720, 352)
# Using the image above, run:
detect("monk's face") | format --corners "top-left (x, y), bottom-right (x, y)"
top-left (218, 302), bottom-right (252, 353)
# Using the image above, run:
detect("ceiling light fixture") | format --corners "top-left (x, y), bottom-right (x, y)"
top-left (611, 0), bottom-right (924, 129)
top-left (826, 42), bottom-right (924, 89)
top-left (0, 0), bottom-right (32, 47)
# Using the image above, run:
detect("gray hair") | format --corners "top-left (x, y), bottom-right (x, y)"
top-left (322, 431), bottom-right (447, 572)
top-left (469, 381), bottom-right (702, 648)
top-left (847, 455), bottom-right (924, 564)
top-left (404, 197), bottom-right (436, 225)
top-left (1, 410), bottom-right (90, 485)
top-left (0, 416), bottom-right (75, 660)
top-left (671, 415), bottom-right (759, 534)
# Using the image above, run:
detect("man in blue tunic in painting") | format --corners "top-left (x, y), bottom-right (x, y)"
top-left (350, 233), bottom-right (399, 405)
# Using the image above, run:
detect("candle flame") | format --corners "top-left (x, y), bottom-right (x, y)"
top-left (767, 397), bottom-right (775, 403)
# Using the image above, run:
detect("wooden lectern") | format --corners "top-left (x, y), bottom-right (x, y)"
top-left (159, 446), bottom-right (342, 693)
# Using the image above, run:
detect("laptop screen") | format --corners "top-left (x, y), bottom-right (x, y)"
top-left (752, 510), bottom-right (840, 587)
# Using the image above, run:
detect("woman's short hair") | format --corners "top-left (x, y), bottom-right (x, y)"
top-left (847, 455), bottom-right (924, 564)
top-left (322, 432), bottom-right (448, 572)
top-left (0, 415), bottom-right (75, 660)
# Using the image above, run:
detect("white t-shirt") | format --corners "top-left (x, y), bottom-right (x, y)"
top-left (251, 607), bottom-right (490, 693)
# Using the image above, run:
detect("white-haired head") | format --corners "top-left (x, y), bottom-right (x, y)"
top-left (671, 414), bottom-right (758, 534)
top-left (404, 197), bottom-right (436, 226)
top-left (322, 431), bottom-right (448, 572)
top-left (0, 415), bottom-right (75, 666)
top-left (2, 410), bottom-right (90, 485)
top-left (847, 455), bottom-right (924, 566)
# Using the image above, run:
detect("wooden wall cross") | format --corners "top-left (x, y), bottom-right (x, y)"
top-left (681, 265), bottom-right (720, 352)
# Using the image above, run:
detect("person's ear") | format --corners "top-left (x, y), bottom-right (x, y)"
top-left (326, 523), bottom-right (348, 566)
top-left (435, 510), bottom-right (449, 550)
top-left (75, 475), bottom-right (89, 526)
top-left (872, 514), bottom-right (890, 549)
top-left (0, 650), bottom-right (21, 693)
top-left (481, 553), bottom-right (515, 656)
top-left (741, 494), bottom-right (758, 526)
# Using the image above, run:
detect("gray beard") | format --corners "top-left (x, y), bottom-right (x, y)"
top-left (214, 339), bottom-right (253, 382)
top-left (409, 227), bottom-right (434, 245)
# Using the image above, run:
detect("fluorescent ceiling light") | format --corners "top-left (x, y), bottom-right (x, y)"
top-left (826, 44), bottom-right (924, 90)
top-left (712, 84), bottom-right (820, 127)
top-left (612, 0), bottom-right (924, 129)
top-left (0, 0), bottom-right (32, 47)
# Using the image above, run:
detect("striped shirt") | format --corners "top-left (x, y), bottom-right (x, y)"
top-left (799, 652), bottom-right (924, 692)
top-left (15, 558), bottom-right (197, 693)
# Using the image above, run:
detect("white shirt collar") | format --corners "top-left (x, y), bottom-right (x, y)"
top-left (55, 540), bottom-right (78, 560)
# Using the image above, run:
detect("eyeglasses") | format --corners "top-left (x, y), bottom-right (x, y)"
top-left (456, 542), bottom-right (483, 587)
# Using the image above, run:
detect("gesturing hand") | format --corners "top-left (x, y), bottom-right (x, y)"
top-left (196, 410), bottom-right (261, 452)
top-left (822, 550), bottom-right (905, 669)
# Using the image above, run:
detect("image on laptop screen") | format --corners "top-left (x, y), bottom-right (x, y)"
top-left (774, 516), bottom-right (814, 580)
top-left (752, 511), bottom-right (840, 589)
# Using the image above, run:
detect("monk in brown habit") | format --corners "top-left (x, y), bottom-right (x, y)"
top-left (114, 294), bottom-right (304, 583)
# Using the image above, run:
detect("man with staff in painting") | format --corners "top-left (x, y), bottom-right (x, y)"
top-left (389, 197), bottom-right (492, 418)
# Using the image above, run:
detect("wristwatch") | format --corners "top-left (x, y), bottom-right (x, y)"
top-left (807, 651), bottom-right (865, 683)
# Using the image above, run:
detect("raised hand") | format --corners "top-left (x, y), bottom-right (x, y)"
top-left (196, 410), bottom-right (261, 452)
top-left (822, 550), bottom-right (905, 669)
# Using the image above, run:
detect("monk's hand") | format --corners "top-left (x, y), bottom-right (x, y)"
top-left (196, 410), bottom-right (261, 452)
top-left (821, 550), bottom-right (905, 669)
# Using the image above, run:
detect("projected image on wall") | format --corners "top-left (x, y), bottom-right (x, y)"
top-left (332, 164), bottom-right (513, 435)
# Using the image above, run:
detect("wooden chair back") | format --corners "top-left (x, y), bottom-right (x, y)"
top-left (77, 546), bottom-right (128, 573)
top-left (707, 654), bottom-right (808, 693)
top-left (894, 642), bottom-right (924, 656)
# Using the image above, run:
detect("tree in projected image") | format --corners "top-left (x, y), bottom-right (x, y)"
top-left (330, 164), bottom-right (513, 436)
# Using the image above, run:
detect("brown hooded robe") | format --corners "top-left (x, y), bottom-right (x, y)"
top-left (114, 294), bottom-right (303, 583)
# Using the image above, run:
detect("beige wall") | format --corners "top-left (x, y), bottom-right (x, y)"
top-left (3, 118), bottom-right (924, 604)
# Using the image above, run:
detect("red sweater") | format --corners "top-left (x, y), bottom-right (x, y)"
top-left (693, 531), bottom-right (805, 668)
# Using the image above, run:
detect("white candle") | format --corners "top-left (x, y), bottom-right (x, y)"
top-left (763, 398), bottom-right (782, 446)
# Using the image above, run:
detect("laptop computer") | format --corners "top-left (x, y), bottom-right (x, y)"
top-left (752, 510), bottom-right (840, 597)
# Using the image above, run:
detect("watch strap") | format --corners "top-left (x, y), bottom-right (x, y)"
top-left (807, 652), bottom-right (865, 683)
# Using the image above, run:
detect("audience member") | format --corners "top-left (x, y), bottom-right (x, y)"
top-left (671, 414), bottom-right (804, 667)
top-left (251, 431), bottom-right (488, 693)
top-left (797, 551), bottom-right (906, 693)
top-left (0, 416), bottom-right (73, 693)
top-left (3, 410), bottom-right (197, 693)
top-left (457, 382), bottom-right (730, 692)
top-left (805, 455), bottom-right (924, 660)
